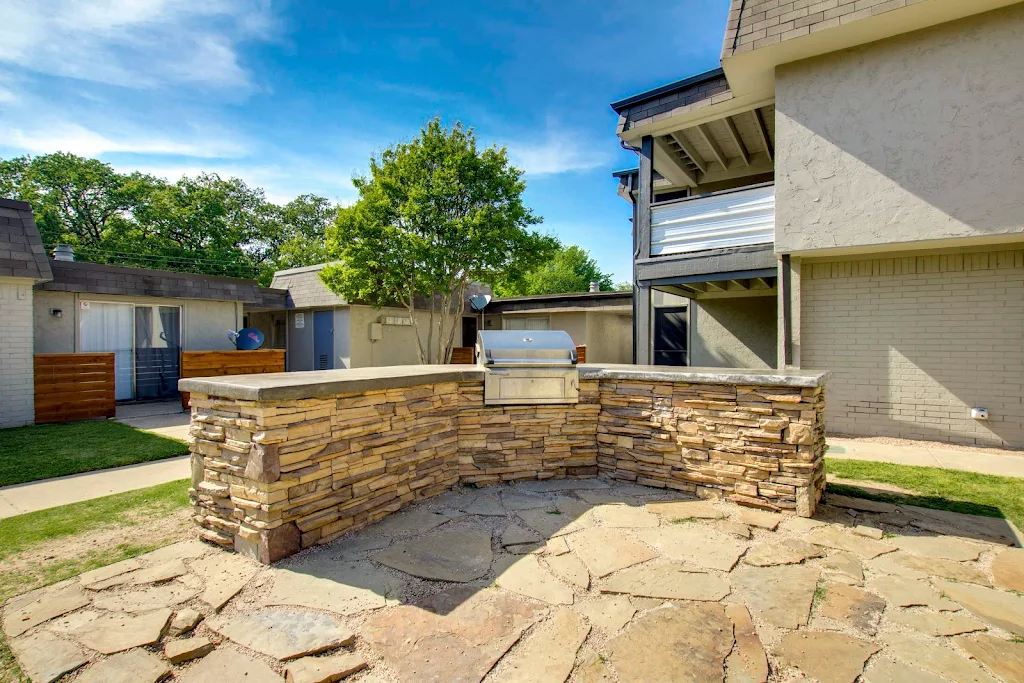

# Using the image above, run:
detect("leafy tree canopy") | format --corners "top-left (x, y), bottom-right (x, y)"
top-left (320, 118), bottom-right (557, 363)
top-left (0, 152), bottom-right (336, 285)
top-left (493, 244), bottom-right (621, 297)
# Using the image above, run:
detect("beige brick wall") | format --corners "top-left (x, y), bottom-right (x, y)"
top-left (801, 249), bottom-right (1024, 447)
top-left (0, 278), bottom-right (35, 428)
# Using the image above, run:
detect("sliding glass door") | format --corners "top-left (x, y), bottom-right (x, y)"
top-left (79, 301), bottom-right (182, 401)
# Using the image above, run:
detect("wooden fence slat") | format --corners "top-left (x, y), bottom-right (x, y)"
top-left (179, 350), bottom-right (286, 410)
top-left (449, 347), bottom-right (475, 365)
top-left (34, 353), bottom-right (116, 424)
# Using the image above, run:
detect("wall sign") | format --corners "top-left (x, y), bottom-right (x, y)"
top-left (295, 312), bottom-right (305, 329)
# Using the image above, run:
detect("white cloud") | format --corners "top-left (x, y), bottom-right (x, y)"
top-left (1, 119), bottom-right (249, 158)
top-left (119, 161), bottom-right (359, 207)
top-left (0, 0), bottom-right (274, 90)
top-left (505, 130), bottom-right (612, 176)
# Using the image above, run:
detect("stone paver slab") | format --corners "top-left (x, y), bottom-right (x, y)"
top-left (602, 564), bottom-right (730, 602)
top-left (495, 554), bottom-right (574, 605)
top-left (806, 526), bottom-right (895, 559)
top-left (515, 478), bottom-right (609, 493)
top-left (783, 516), bottom-right (826, 533)
top-left (885, 551), bottom-right (991, 586)
top-left (593, 504), bottom-right (659, 528)
top-left (870, 576), bottom-right (958, 611)
top-left (330, 534), bottom-right (393, 555)
top-left (265, 559), bottom-right (405, 615)
top-left (891, 535), bottom-right (982, 561)
top-left (283, 652), bottom-right (368, 683)
top-left (78, 559), bottom-right (141, 590)
top-left (885, 609), bottom-right (987, 636)
top-left (362, 586), bottom-right (545, 683)
top-left (490, 608), bottom-right (589, 683)
top-left (634, 525), bottom-right (747, 571)
top-left (725, 604), bottom-right (768, 683)
top-left (645, 500), bottom-right (724, 521)
top-left (501, 490), bottom-right (554, 511)
top-left (576, 490), bottom-right (641, 506)
top-left (2, 582), bottom-right (91, 638)
top-left (129, 559), bottom-right (188, 585)
top-left (545, 552), bottom-right (590, 589)
top-left (165, 636), bottom-right (215, 663)
top-left (576, 653), bottom-right (614, 683)
top-left (775, 631), bottom-right (880, 683)
top-left (92, 580), bottom-right (198, 613)
top-left (169, 607), bottom-right (205, 636)
top-left (574, 596), bottom-right (635, 633)
top-left (366, 506), bottom-right (455, 536)
top-left (710, 520), bottom-right (751, 538)
top-left (827, 494), bottom-right (897, 514)
top-left (819, 552), bottom-right (864, 582)
top-left (546, 537), bottom-right (570, 555)
top-left (883, 632), bottom-right (998, 683)
top-left (209, 608), bottom-right (354, 660)
top-left (862, 657), bottom-right (948, 683)
top-left (569, 528), bottom-right (657, 578)
top-left (934, 578), bottom-right (1024, 635)
top-left (8, 631), bottom-right (87, 683)
top-left (71, 608), bottom-right (171, 654)
top-left (501, 524), bottom-right (540, 547)
top-left (736, 508), bottom-right (781, 530)
top-left (744, 538), bottom-right (822, 566)
top-left (731, 565), bottom-right (819, 630)
top-left (375, 528), bottom-right (493, 582)
top-left (869, 554), bottom-right (928, 580)
top-left (176, 648), bottom-right (282, 683)
top-left (75, 648), bottom-right (171, 683)
top-left (992, 547), bottom-right (1024, 592)
top-left (608, 603), bottom-right (733, 683)
top-left (140, 540), bottom-right (212, 564)
top-left (516, 506), bottom-right (588, 539)
top-left (955, 634), bottom-right (1024, 683)
top-left (818, 584), bottom-right (886, 634)
top-left (462, 495), bottom-right (505, 516)
top-left (190, 552), bottom-right (260, 611)
top-left (853, 524), bottom-right (884, 540)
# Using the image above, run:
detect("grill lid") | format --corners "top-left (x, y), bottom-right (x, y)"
top-left (477, 330), bottom-right (578, 366)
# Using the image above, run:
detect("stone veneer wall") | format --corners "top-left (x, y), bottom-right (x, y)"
top-left (187, 378), bottom-right (824, 563)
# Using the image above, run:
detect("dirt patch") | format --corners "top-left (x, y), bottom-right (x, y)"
top-left (830, 434), bottom-right (1024, 458)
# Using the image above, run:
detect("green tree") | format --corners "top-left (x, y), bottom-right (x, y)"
top-left (320, 118), bottom-right (557, 363)
top-left (264, 194), bottom-right (337, 276)
top-left (493, 245), bottom-right (615, 296)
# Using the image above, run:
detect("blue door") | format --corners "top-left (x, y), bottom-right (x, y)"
top-left (313, 310), bottom-right (334, 370)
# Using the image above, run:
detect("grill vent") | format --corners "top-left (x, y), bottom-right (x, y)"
top-left (318, 354), bottom-right (329, 370)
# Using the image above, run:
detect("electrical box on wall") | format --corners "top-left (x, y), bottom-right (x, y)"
top-left (369, 322), bottom-right (383, 341)
top-left (971, 407), bottom-right (989, 420)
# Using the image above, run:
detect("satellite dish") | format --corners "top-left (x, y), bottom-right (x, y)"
top-left (228, 328), bottom-right (265, 350)
top-left (469, 294), bottom-right (492, 312)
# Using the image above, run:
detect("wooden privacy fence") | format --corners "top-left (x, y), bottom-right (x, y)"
top-left (34, 353), bottom-right (116, 424)
top-left (449, 347), bottom-right (475, 364)
top-left (179, 350), bottom-right (287, 410)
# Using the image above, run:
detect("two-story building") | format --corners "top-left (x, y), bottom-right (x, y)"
top-left (613, 0), bottom-right (1024, 447)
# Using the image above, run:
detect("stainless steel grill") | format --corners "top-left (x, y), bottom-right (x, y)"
top-left (477, 330), bottom-right (579, 405)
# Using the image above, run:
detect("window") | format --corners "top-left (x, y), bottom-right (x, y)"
top-left (504, 316), bottom-right (550, 331)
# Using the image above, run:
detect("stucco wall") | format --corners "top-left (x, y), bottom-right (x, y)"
top-left (32, 293), bottom-right (238, 354)
top-left (348, 305), bottom-right (470, 367)
top-left (585, 312), bottom-right (633, 364)
top-left (689, 296), bottom-right (777, 369)
top-left (775, 4), bottom-right (1024, 254)
top-left (0, 278), bottom-right (35, 428)
top-left (801, 248), bottom-right (1024, 448)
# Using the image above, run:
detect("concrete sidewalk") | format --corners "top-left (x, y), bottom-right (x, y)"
top-left (0, 455), bottom-right (191, 520)
top-left (115, 400), bottom-right (190, 441)
top-left (827, 437), bottom-right (1024, 478)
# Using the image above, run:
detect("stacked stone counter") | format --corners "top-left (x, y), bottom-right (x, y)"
top-left (179, 364), bottom-right (829, 563)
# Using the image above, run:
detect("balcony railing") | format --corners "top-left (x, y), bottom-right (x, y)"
top-left (650, 183), bottom-right (774, 256)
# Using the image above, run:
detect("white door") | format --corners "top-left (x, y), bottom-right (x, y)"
top-left (80, 301), bottom-right (134, 400)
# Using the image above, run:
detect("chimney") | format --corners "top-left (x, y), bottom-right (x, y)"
top-left (589, 281), bottom-right (600, 293)
top-left (53, 245), bottom-right (74, 262)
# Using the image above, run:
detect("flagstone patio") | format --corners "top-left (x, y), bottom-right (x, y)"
top-left (4, 479), bottom-right (1024, 683)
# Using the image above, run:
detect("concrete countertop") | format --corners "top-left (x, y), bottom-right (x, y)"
top-left (179, 363), bottom-right (830, 402)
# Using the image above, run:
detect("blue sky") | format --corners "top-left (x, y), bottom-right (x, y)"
top-left (0, 0), bottom-right (731, 282)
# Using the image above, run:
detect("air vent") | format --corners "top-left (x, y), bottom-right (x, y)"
top-left (318, 354), bottom-right (329, 370)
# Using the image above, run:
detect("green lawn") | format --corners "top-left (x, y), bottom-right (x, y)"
top-left (0, 421), bottom-right (188, 487)
top-left (0, 479), bottom-right (191, 683)
top-left (826, 457), bottom-right (1023, 530)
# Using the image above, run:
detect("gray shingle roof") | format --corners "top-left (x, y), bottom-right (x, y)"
top-left (0, 198), bottom-right (54, 281)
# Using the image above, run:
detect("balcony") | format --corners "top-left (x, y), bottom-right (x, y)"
top-left (650, 183), bottom-right (774, 257)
